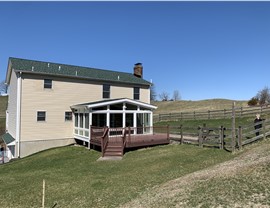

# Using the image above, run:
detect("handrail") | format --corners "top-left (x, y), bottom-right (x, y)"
top-left (101, 127), bottom-right (109, 157)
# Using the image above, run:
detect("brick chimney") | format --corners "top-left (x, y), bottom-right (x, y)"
top-left (134, 63), bottom-right (143, 78)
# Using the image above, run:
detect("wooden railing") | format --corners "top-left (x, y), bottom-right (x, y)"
top-left (237, 119), bottom-right (270, 149)
top-left (100, 127), bottom-right (109, 157)
top-left (168, 120), bottom-right (270, 152)
top-left (154, 105), bottom-right (270, 122)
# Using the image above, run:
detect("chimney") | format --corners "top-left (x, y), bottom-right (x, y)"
top-left (134, 63), bottom-right (143, 78)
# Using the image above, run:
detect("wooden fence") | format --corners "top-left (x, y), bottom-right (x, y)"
top-left (154, 105), bottom-right (270, 122)
top-left (168, 119), bottom-right (270, 152)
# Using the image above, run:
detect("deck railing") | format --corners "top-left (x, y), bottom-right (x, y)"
top-left (101, 127), bottom-right (109, 157)
top-left (90, 126), bottom-right (169, 149)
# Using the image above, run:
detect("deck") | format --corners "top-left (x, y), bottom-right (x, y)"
top-left (89, 126), bottom-right (170, 157)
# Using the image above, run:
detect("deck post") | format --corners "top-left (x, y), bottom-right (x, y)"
top-left (128, 126), bottom-right (131, 143)
top-left (88, 125), bottom-right (91, 150)
top-left (167, 125), bottom-right (170, 140)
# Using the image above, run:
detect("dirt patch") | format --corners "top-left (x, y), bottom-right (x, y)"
top-left (120, 140), bottom-right (270, 208)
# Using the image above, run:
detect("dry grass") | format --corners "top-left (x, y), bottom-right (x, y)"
top-left (120, 139), bottom-right (270, 208)
top-left (0, 96), bottom-right (8, 117)
top-left (152, 99), bottom-right (248, 114)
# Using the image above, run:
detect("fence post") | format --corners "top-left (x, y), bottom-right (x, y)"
top-left (180, 125), bottom-right (183, 144)
top-left (198, 127), bottom-right (203, 147)
top-left (238, 126), bottom-right (242, 150)
top-left (263, 120), bottom-right (266, 140)
top-left (232, 102), bottom-right (236, 153)
top-left (219, 126), bottom-right (224, 149)
top-left (208, 110), bottom-right (210, 119)
top-left (193, 111), bottom-right (196, 120)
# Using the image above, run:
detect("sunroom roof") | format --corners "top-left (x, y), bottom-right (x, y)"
top-left (71, 98), bottom-right (157, 110)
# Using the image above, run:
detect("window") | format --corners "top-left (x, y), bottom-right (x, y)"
top-left (37, 111), bottom-right (46, 121)
top-left (134, 87), bottom-right (140, 100)
top-left (44, 79), bottom-right (52, 89)
top-left (65, 112), bottom-right (72, 121)
top-left (103, 84), bottom-right (110, 98)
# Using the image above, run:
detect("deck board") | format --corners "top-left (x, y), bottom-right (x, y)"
top-left (90, 133), bottom-right (169, 148)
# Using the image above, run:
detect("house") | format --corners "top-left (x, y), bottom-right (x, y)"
top-left (2, 57), bottom-right (169, 159)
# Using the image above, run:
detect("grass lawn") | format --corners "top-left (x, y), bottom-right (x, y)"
top-left (152, 99), bottom-right (248, 114)
top-left (0, 143), bottom-right (234, 208)
top-left (155, 117), bottom-right (257, 129)
top-left (122, 139), bottom-right (270, 208)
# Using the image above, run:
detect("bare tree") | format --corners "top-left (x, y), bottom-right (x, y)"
top-left (159, 91), bottom-right (170, 101)
top-left (150, 84), bottom-right (157, 101)
top-left (0, 80), bottom-right (7, 95)
top-left (172, 90), bottom-right (181, 101)
top-left (256, 86), bottom-right (270, 106)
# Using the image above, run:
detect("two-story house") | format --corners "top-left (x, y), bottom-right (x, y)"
top-left (3, 57), bottom-right (164, 159)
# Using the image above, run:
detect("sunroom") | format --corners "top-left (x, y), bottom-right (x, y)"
top-left (71, 98), bottom-right (156, 140)
top-left (71, 98), bottom-right (169, 156)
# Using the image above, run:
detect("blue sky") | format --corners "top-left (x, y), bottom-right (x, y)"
top-left (0, 1), bottom-right (269, 101)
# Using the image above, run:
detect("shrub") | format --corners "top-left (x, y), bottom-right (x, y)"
top-left (248, 97), bottom-right (258, 106)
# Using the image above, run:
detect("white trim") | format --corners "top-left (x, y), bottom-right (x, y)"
top-left (5, 110), bottom-right (8, 131)
top-left (15, 72), bottom-right (22, 158)
top-left (91, 109), bottom-right (153, 114)
top-left (71, 98), bottom-right (157, 110)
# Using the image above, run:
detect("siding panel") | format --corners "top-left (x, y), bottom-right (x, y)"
top-left (7, 70), bottom-right (18, 138)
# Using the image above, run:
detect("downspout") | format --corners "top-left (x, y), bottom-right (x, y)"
top-left (16, 72), bottom-right (22, 158)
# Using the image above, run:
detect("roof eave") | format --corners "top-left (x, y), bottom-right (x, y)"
top-left (14, 70), bottom-right (151, 87)
top-left (5, 59), bottom-right (13, 85)
top-left (71, 98), bottom-right (157, 110)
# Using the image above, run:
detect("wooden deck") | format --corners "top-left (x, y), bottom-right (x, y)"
top-left (125, 133), bottom-right (170, 148)
top-left (90, 126), bottom-right (170, 157)
top-left (90, 133), bottom-right (170, 148)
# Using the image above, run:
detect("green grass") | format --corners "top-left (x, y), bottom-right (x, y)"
top-left (152, 99), bottom-right (248, 114)
top-left (121, 139), bottom-right (270, 208)
top-left (155, 117), bottom-right (255, 129)
top-left (0, 144), bottom-right (234, 208)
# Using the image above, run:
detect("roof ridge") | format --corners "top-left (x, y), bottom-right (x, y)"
top-left (9, 57), bottom-right (133, 76)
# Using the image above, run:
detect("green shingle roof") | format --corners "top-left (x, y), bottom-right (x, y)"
top-left (9, 57), bottom-right (151, 86)
top-left (1, 133), bottom-right (15, 145)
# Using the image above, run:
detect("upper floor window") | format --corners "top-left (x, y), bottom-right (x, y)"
top-left (44, 79), bottom-right (52, 89)
top-left (65, 112), bottom-right (72, 121)
top-left (103, 84), bottom-right (110, 99)
top-left (37, 111), bottom-right (46, 122)
top-left (134, 87), bottom-right (140, 100)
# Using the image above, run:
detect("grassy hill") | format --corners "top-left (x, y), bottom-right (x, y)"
top-left (0, 96), bottom-right (8, 117)
top-left (152, 99), bottom-right (248, 114)
top-left (0, 138), bottom-right (269, 207)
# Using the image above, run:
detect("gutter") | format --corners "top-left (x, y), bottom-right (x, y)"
top-left (15, 71), bottom-right (22, 158)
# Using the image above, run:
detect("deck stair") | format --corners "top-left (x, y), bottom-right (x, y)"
top-left (103, 139), bottom-right (123, 157)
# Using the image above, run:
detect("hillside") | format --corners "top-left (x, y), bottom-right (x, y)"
top-left (0, 96), bottom-right (8, 117)
top-left (152, 99), bottom-right (248, 114)
top-left (121, 139), bottom-right (270, 208)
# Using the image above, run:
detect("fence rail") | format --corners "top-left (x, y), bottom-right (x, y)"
top-left (168, 119), bottom-right (270, 152)
top-left (154, 105), bottom-right (270, 122)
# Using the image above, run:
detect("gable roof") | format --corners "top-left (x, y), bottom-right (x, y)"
top-left (71, 98), bottom-right (157, 110)
top-left (1, 133), bottom-right (15, 145)
top-left (6, 57), bottom-right (151, 86)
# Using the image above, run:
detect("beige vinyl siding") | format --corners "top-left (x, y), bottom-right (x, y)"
top-left (111, 85), bottom-right (150, 104)
top-left (20, 74), bottom-right (101, 141)
top-left (20, 74), bottom-right (150, 142)
top-left (7, 70), bottom-right (18, 138)
top-left (140, 87), bottom-right (150, 103)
